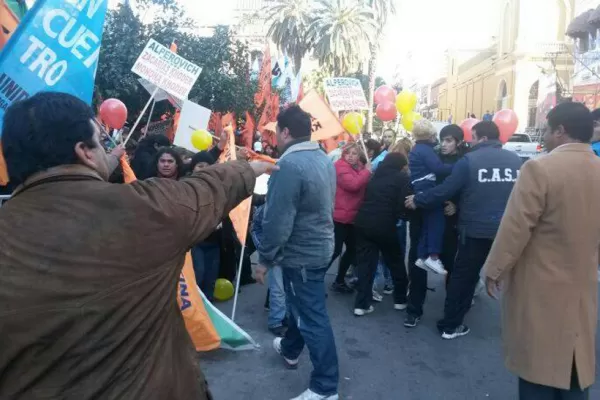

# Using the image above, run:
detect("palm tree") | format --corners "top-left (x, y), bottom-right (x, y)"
top-left (263, 0), bottom-right (313, 74)
top-left (365, 0), bottom-right (396, 133)
top-left (307, 0), bottom-right (376, 76)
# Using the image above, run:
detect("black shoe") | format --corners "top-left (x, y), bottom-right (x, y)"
top-left (331, 281), bottom-right (353, 294)
top-left (441, 325), bottom-right (470, 340)
top-left (269, 325), bottom-right (287, 337)
top-left (404, 314), bottom-right (421, 328)
top-left (383, 284), bottom-right (394, 295)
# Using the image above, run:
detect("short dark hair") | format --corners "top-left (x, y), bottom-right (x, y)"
top-left (591, 108), bottom-right (600, 122)
top-left (472, 121), bottom-right (500, 140)
top-left (151, 147), bottom-right (185, 179)
top-left (365, 139), bottom-right (382, 153)
top-left (547, 102), bottom-right (593, 143)
top-left (2, 92), bottom-right (97, 185)
top-left (439, 124), bottom-right (464, 143)
top-left (189, 150), bottom-right (217, 171)
top-left (276, 105), bottom-right (311, 138)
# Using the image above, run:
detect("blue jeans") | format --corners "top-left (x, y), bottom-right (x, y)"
top-left (281, 267), bottom-right (339, 396)
top-left (268, 266), bottom-right (286, 328)
top-left (417, 207), bottom-right (445, 259)
top-left (191, 242), bottom-right (220, 301)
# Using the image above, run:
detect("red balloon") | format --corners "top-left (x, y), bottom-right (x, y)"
top-left (459, 118), bottom-right (479, 142)
top-left (374, 85), bottom-right (396, 105)
top-left (376, 101), bottom-right (397, 122)
top-left (493, 109), bottom-right (519, 143)
top-left (99, 98), bottom-right (128, 129)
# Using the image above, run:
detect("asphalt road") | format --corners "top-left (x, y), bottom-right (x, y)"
top-left (200, 266), bottom-right (600, 400)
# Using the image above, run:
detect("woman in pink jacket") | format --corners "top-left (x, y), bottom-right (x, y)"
top-left (329, 143), bottom-right (372, 293)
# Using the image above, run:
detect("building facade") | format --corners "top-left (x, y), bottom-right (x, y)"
top-left (567, 0), bottom-right (600, 109)
top-left (231, 0), bottom-right (268, 54)
top-left (438, 0), bottom-right (574, 132)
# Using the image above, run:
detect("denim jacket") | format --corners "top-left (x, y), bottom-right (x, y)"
top-left (258, 139), bottom-right (336, 270)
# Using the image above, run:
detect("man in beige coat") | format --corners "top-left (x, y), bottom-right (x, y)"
top-left (484, 102), bottom-right (600, 399)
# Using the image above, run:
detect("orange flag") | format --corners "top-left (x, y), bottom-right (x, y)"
top-left (247, 148), bottom-right (277, 164)
top-left (120, 155), bottom-right (137, 183)
top-left (254, 46), bottom-right (271, 107)
top-left (299, 91), bottom-right (345, 142)
top-left (220, 127), bottom-right (252, 245)
top-left (0, 143), bottom-right (8, 186)
top-left (177, 252), bottom-right (221, 351)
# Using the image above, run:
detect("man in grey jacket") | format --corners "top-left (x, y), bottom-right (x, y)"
top-left (255, 105), bottom-right (339, 400)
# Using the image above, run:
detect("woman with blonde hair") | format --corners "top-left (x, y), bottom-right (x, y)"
top-left (409, 119), bottom-right (454, 276)
top-left (328, 142), bottom-right (371, 293)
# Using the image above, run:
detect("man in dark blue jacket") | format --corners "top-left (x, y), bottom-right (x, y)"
top-left (406, 121), bottom-right (522, 340)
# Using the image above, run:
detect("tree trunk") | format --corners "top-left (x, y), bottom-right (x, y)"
top-left (366, 42), bottom-right (378, 134)
top-left (294, 52), bottom-right (303, 76)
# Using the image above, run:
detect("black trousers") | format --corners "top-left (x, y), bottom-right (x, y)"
top-left (328, 222), bottom-right (357, 283)
top-left (519, 362), bottom-right (589, 400)
top-left (441, 220), bottom-right (459, 287)
top-left (407, 213), bottom-right (427, 317)
top-left (437, 236), bottom-right (493, 332)
top-left (354, 227), bottom-right (408, 310)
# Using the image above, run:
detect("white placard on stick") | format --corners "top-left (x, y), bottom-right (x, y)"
top-left (173, 100), bottom-right (212, 153)
top-left (132, 39), bottom-right (202, 100)
top-left (323, 78), bottom-right (369, 111)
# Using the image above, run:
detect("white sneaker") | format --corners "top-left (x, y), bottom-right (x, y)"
top-left (353, 305), bottom-right (374, 316)
top-left (273, 337), bottom-right (299, 369)
top-left (394, 303), bottom-right (407, 311)
top-left (372, 290), bottom-right (383, 302)
top-left (290, 389), bottom-right (339, 400)
top-left (415, 259), bottom-right (427, 270)
top-left (424, 257), bottom-right (447, 275)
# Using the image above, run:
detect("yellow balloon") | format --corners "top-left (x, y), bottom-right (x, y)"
top-left (342, 112), bottom-right (364, 135)
top-left (395, 90), bottom-right (418, 115)
top-left (191, 129), bottom-right (213, 151)
top-left (402, 111), bottom-right (421, 132)
top-left (214, 278), bottom-right (234, 301)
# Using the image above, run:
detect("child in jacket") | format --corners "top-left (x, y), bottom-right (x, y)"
top-left (408, 120), bottom-right (454, 275)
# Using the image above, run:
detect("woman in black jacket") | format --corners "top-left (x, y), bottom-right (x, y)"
top-left (353, 152), bottom-right (412, 316)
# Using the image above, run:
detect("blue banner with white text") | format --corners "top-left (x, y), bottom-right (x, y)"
top-left (0, 0), bottom-right (108, 135)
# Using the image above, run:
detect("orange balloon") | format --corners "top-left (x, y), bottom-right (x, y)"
top-left (459, 118), bottom-right (479, 142)
top-left (99, 98), bottom-right (128, 129)
top-left (493, 109), bottom-right (519, 143)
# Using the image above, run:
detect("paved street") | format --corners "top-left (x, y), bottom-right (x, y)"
top-left (201, 267), bottom-right (600, 400)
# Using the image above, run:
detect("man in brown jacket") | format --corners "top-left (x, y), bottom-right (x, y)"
top-left (0, 92), bottom-right (273, 399)
top-left (485, 102), bottom-right (600, 399)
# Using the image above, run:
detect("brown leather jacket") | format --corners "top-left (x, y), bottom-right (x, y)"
top-left (0, 162), bottom-right (255, 399)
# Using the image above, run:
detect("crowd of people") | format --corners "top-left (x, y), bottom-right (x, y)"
top-left (0, 92), bottom-right (599, 400)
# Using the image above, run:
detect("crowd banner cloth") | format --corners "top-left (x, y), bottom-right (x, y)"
top-left (178, 253), bottom-right (258, 351)
top-left (0, 0), bottom-right (109, 184)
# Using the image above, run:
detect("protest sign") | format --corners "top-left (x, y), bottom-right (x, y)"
top-left (131, 38), bottom-right (201, 100)
top-left (323, 77), bottom-right (369, 111)
top-left (173, 100), bottom-right (211, 152)
top-left (299, 91), bottom-right (345, 142)
top-left (142, 119), bottom-right (171, 137)
top-left (138, 78), bottom-right (169, 102)
top-left (0, 0), bottom-right (109, 184)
